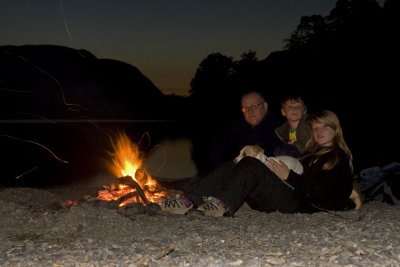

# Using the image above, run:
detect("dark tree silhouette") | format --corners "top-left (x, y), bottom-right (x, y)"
top-left (276, 0), bottom-right (399, 171)
top-left (188, 52), bottom-right (243, 128)
top-left (233, 50), bottom-right (262, 87)
top-left (189, 53), bottom-right (235, 98)
top-left (284, 15), bottom-right (332, 50)
top-left (236, 50), bottom-right (258, 68)
top-left (187, 53), bottom-right (238, 173)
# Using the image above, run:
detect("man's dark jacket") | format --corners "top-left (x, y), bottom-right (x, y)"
top-left (208, 113), bottom-right (282, 171)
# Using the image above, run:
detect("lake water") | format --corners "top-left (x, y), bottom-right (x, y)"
top-left (143, 137), bottom-right (198, 179)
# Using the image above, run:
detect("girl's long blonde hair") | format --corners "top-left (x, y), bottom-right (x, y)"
top-left (300, 110), bottom-right (353, 172)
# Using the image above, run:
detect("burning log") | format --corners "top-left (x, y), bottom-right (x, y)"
top-left (118, 175), bottom-right (150, 205)
top-left (116, 190), bottom-right (145, 206)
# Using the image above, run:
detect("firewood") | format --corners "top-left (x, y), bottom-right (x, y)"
top-left (118, 175), bottom-right (150, 205)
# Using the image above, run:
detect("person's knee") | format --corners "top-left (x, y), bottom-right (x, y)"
top-left (236, 156), bottom-right (277, 180)
top-left (236, 156), bottom-right (264, 169)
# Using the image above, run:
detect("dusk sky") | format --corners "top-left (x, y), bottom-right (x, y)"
top-left (1, 1), bottom-right (337, 96)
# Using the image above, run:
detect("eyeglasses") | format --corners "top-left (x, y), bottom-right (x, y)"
top-left (242, 102), bottom-right (264, 113)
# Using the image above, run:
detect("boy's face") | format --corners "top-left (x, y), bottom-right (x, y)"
top-left (281, 100), bottom-right (305, 122)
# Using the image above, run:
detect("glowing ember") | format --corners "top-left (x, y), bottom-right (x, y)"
top-left (97, 132), bottom-right (166, 206)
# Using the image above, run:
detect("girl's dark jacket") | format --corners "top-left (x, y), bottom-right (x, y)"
top-left (287, 147), bottom-right (356, 212)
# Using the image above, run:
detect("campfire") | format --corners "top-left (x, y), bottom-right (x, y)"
top-left (96, 132), bottom-right (167, 207)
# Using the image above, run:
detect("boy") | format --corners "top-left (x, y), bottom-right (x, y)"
top-left (274, 96), bottom-right (311, 157)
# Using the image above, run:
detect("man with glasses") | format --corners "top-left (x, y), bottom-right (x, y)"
top-left (208, 90), bottom-right (281, 171)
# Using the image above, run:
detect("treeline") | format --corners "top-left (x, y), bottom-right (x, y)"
top-left (181, 0), bottom-right (399, 173)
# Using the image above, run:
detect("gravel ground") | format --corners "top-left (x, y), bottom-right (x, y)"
top-left (1, 180), bottom-right (400, 267)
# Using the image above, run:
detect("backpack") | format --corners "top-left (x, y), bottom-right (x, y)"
top-left (357, 162), bottom-right (400, 205)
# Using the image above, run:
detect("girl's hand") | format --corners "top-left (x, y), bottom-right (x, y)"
top-left (266, 158), bottom-right (290, 180)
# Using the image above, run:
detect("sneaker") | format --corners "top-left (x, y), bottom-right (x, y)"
top-left (158, 194), bottom-right (193, 215)
top-left (197, 196), bottom-right (226, 217)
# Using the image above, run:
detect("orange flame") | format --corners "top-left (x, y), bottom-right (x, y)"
top-left (97, 132), bottom-right (165, 206)
top-left (107, 132), bottom-right (142, 178)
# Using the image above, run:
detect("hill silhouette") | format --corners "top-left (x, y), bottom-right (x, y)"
top-left (0, 44), bottom-right (187, 186)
